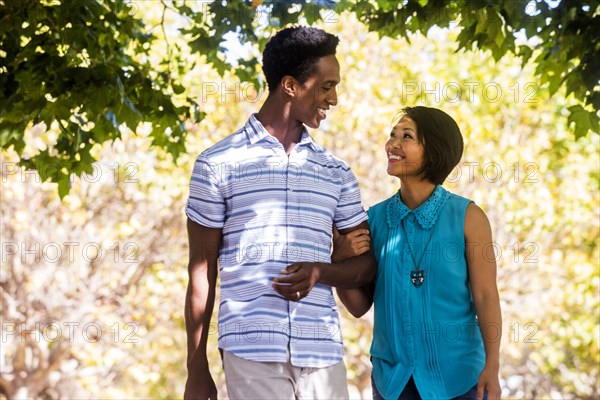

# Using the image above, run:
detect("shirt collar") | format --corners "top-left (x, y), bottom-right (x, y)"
top-left (245, 114), bottom-right (317, 150)
top-left (386, 185), bottom-right (450, 230)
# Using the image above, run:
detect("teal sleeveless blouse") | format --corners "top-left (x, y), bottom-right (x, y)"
top-left (368, 185), bottom-right (485, 400)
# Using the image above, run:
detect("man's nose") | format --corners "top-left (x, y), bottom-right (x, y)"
top-left (328, 88), bottom-right (338, 106)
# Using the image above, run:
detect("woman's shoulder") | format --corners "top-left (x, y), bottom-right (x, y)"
top-left (442, 188), bottom-right (490, 228)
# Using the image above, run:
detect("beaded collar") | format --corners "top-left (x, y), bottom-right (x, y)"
top-left (386, 185), bottom-right (450, 230)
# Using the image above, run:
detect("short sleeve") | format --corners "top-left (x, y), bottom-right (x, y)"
top-left (185, 155), bottom-right (226, 228)
top-left (333, 165), bottom-right (367, 230)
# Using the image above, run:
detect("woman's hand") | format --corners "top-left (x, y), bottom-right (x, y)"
top-left (477, 362), bottom-right (501, 400)
top-left (331, 226), bottom-right (370, 262)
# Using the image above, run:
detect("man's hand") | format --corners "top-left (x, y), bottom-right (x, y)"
top-left (184, 349), bottom-right (218, 400)
top-left (272, 262), bottom-right (322, 301)
top-left (331, 227), bottom-right (370, 262)
top-left (272, 221), bottom-right (375, 300)
top-left (184, 369), bottom-right (217, 400)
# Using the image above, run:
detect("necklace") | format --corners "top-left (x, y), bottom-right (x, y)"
top-left (401, 219), bottom-right (435, 288)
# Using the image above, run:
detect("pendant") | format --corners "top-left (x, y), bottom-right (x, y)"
top-left (410, 270), bottom-right (425, 288)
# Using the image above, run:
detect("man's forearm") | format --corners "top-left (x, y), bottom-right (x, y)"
top-left (185, 281), bottom-right (215, 368)
top-left (185, 220), bottom-right (222, 368)
top-left (185, 297), bottom-right (205, 357)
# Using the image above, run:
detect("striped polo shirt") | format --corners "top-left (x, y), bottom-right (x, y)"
top-left (185, 114), bottom-right (367, 368)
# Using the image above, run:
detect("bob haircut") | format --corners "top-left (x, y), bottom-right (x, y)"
top-left (400, 106), bottom-right (464, 185)
top-left (262, 26), bottom-right (339, 92)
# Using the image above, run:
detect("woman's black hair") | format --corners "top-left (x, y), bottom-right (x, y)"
top-left (401, 106), bottom-right (464, 185)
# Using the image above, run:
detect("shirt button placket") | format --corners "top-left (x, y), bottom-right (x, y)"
top-left (287, 165), bottom-right (294, 223)
top-left (407, 213), bottom-right (415, 234)
top-left (287, 151), bottom-right (299, 224)
top-left (404, 213), bottom-right (418, 366)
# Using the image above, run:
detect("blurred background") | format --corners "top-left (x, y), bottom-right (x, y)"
top-left (1, 1), bottom-right (598, 399)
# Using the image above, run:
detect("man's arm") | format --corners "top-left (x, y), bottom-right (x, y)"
top-left (272, 221), bottom-right (377, 301)
top-left (184, 218), bottom-right (222, 400)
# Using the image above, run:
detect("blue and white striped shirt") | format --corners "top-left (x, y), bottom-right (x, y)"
top-left (186, 114), bottom-right (367, 368)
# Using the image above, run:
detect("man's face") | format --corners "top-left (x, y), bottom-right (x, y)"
top-left (290, 55), bottom-right (340, 129)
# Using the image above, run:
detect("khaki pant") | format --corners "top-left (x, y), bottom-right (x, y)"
top-left (222, 350), bottom-right (350, 400)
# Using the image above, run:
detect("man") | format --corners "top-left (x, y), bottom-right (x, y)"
top-left (184, 26), bottom-right (376, 400)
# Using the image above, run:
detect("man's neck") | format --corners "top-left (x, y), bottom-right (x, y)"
top-left (256, 96), bottom-right (304, 154)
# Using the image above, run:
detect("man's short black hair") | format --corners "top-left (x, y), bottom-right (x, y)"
top-left (402, 106), bottom-right (464, 185)
top-left (262, 26), bottom-right (339, 92)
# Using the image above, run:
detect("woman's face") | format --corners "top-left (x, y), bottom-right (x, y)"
top-left (385, 116), bottom-right (425, 179)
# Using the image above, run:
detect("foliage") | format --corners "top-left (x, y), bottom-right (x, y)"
top-left (0, 0), bottom-right (196, 197)
top-left (0, 0), bottom-right (598, 196)
top-left (0, 54), bottom-right (243, 398)
top-left (342, 0), bottom-right (600, 139)
top-left (2, 11), bottom-right (598, 399)
top-left (0, 130), bottom-right (190, 398)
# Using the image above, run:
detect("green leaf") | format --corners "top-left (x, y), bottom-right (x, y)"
top-left (58, 175), bottom-right (71, 199)
top-left (567, 105), bottom-right (596, 139)
top-left (172, 83), bottom-right (185, 95)
top-left (2, 0), bottom-right (599, 199)
top-left (474, 9), bottom-right (488, 36)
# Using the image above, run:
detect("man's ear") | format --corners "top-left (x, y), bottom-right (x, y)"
top-left (281, 75), bottom-right (297, 98)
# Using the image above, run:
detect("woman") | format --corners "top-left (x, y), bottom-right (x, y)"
top-left (335, 106), bottom-right (502, 400)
